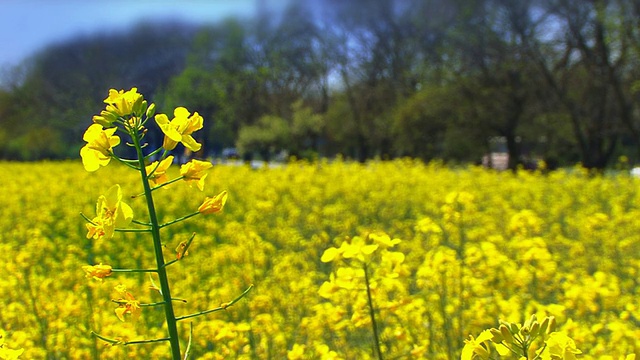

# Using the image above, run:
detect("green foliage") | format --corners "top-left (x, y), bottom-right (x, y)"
top-left (236, 115), bottom-right (290, 159)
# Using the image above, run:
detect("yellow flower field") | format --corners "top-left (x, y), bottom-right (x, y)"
top-left (0, 159), bottom-right (639, 359)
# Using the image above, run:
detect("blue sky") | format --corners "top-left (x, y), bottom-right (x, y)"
top-left (0, 0), bottom-right (288, 68)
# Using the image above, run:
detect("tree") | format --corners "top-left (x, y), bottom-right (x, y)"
top-left (0, 21), bottom-right (195, 160)
top-left (511, 0), bottom-right (640, 168)
top-left (236, 115), bottom-right (290, 161)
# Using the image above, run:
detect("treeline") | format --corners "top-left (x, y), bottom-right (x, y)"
top-left (1, 0), bottom-right (639, 169)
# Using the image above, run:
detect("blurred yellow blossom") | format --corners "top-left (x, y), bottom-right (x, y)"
top-left (198, 191), bottom-right (228, 214)
top-left (113, 284), bottom-right (142, 322)
top-left (461, 330), bottom-right (493, 360)
top-left (0, 330), bottom-right (23, 360)
top-left (542, 332), bottom-right (582, 360)
top-left (86, 184), bottom-right (133, 240)
top-left (180, 159), bottom-right (212, 191)
top-left (82, 263), bottom-right (112, 281)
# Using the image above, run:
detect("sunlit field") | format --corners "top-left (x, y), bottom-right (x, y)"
top-left (1, 160), bottom-right (639, 359)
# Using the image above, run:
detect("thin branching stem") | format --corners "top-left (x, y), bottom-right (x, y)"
top-left (111, 268), bottom-right (158, 273)
top-left (175, 285), bottom-right (253, 321)
top-left (159, 212), bottom-right (199, 228)
top-left (363, 263), bottom-right (383, 360)
top-left (92, 331), bottom-right (170, 346)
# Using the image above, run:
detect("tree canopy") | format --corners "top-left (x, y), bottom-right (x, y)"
top-left (1, 0), bottom-right (639, 169)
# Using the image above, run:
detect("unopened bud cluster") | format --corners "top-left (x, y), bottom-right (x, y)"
top-left (490, 314), bottom-right (556, 350)
top-left (462, 314), bottom-right (567, 360)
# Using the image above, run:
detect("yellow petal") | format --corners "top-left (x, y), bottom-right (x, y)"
top-left (80, 146), bottom-right (100, 172)
top-left (181, 135), bottom-right (202, 152)
top-left (321, 247), bottom-right (340, 262)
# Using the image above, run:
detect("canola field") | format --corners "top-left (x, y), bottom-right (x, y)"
top-left (1, 159), bottom-right (639, 359)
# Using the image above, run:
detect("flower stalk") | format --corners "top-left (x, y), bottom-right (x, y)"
top-left (130, 123), bottom-right (182, 359)
top-left (80, 88), bottom-right (249, 359)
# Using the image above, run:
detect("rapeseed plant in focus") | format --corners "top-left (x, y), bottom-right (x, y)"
top-left (79, 88), bottom-right (251, 359)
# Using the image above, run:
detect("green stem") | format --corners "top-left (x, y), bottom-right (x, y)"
top-left (92, 331), bottom-right (170, 346)
top-left (183, 323), bottom-right (194, 360)
top-left (363, 263), bottom-right (383, 360)
top-left (145, 146), bottom-right (167, 161)
top-left (111, 153), bottom-right (141, 170)
top-left (163, 259), bottom-right (180, 268)
top-left (132, 219), bottom-right (152, 226)
top-left (111, 268), bottom-right (158, 273)
top-left (131, 130), bottom-right (182, 359)
top-left (81, 213), bottom-right (150, 233)
top-left (131, 176), bottom-right (186, 198)
top-left (160, 212), bottom-right (199, 228)
top-left (115, 228), bottom-right (152, 233)
top-left (175, 284), bottom-right (253, 321)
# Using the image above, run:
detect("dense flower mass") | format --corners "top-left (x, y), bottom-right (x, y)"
top-left (92, 87), bottom-right (145, 126)
top-left (2, 160), bottom-right (640, 358)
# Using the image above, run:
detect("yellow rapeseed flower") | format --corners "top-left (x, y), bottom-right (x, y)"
top-left (80, 124), bottom-right (120, 172)
top-left (180, 159), bottom-right (213, 191)
top-left (155, 107), bottom-right (203, 151)
top-left (287, 344), bottom-right (306, 360)
top-left (542, 332), bottom-right (582, 360)
top-left (82, 263), bottom-right (113, 281)
top-left (86, 184), bottom-right (133, 240)
top-left (341, 236), bottom-right (378, 262)
top-left (113, 284), bottom-right (142, 322)
top-left (146, 155), bottom-right (174, 187)
top-left (106, 88), bottom-right (143, 116)
top-left (0, 330), bottom-right (24, 360)
top-left (92, 88), bottom-right (145, 126)
top-left (461, 330), bottom-right (493, 360)
top-left (198, 191), bottom-right (228, 214)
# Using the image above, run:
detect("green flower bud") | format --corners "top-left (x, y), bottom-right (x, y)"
top-left (474, 344), bottom-right (490, 359)
top-left (500, 324), bottom-right (514, 344)
top-left (146, 103), bottom-right (156, 118)
top-left (133, 95), bottom-right (145, 116)
top-left (490, 328), bottom-right (504, 343)
top-left (509, 322), bottom-right (520, 335)
top-left (529, 321), bottom-right (540, 338)
top-left (539, 316), bottom-right (550, 335)
top-left (525, 314), bottom-right (537, 329)
top-left (547, 316), bottom-right (556, 334)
